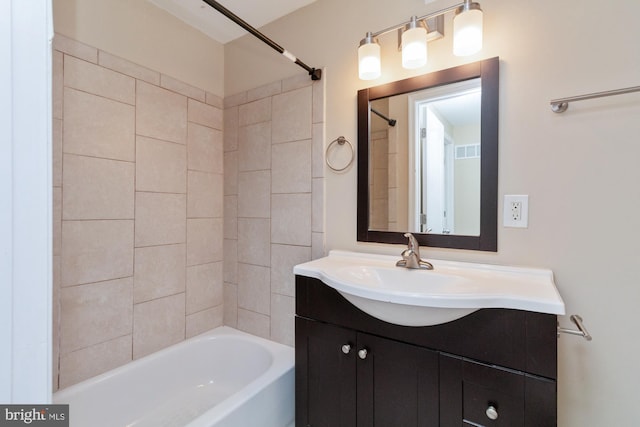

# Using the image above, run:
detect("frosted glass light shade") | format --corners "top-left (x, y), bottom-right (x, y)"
top-left (358, 41), bottom-right (381, 80)
top-left (402, 26), bottom-right (427, 69)
top-left (453, 8), bottom-right (483, 56)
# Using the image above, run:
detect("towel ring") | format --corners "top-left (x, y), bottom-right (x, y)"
top-left (326, 136), bottom-right (354, 172)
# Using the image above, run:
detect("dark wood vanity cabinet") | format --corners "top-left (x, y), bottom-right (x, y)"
top-left (295, 276), bottom-right (558, 427)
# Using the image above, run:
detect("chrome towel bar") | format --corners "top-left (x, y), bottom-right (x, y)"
top-left (550, 85), bottom-right (640, 113)
top-left (558, 314), bottom-right (592, 341)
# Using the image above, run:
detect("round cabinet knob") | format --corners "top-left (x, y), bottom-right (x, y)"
top-left (486, 405), bottom-right (498, 420)
top-left (341, 344), bottom-right (351, 354)
top-left (358, 349), bottom-right (368, 359)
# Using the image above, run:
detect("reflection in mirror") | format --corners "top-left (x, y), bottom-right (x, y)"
top-left (357, 57), bottom-right (499, 251)
top-left (369, 78), bottom-right (481, 236)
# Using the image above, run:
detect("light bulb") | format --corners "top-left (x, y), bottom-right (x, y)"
top-left (358, 34), bottom-right (381, 80)
top-left (402, 19), bottom-right (427, 69)
top-left (453, 4), bottom-right (483, 56)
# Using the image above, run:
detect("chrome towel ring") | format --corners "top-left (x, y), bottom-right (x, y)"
top-left (326, 136), bottom-right (354, 172)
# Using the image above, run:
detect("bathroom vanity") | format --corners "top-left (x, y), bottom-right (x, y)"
top-left (294, 251), bottom-right (564, 426)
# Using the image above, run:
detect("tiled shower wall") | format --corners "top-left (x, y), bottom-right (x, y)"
top-left (223, 75), bottom-right (325, 346)
top-left (52, 35), bottom-right (224, 390)
top-left (369, 130), bottom-right (389, 230)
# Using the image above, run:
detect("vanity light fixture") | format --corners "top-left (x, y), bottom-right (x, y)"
top-left (358, 0), bottom-right (483, 80)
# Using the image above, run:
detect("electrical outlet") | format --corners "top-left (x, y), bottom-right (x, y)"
top-left (511, 201), bottom-right (522, 221)
top-left (504, 195), bottom-right (528, 228)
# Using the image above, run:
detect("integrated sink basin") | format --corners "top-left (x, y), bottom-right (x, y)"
top-left (294, 250), bottom-right (565, 326)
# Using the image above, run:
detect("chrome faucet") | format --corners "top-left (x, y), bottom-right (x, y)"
top-left (396, 233), bottom-right (434, 270)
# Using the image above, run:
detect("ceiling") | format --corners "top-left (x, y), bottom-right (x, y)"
top-left (148, 0), bottom-right (317, 44)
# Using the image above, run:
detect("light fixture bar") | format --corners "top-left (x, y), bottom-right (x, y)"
top-left (369, 2), bottom-right (464, 38)
top-left (202, 0), bottom-right (321, 80)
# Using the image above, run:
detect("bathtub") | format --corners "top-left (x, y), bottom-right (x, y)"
top-left (53, 327), bottom-right (294, 427)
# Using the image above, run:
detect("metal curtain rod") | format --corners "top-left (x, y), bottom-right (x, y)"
top-left (550, 85), bottom-right (640, 113)
top-left (202, 0), bottom-right (321, 81)
top-left (370, 108), bottom-right (397, 127)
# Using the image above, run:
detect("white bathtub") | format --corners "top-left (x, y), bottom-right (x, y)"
top-left (53, 327), bottom-right (294, 427)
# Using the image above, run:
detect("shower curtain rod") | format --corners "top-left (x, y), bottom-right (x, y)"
top-left (370, 108), bottom-right (397, 127)
top-left (202, 0), bottom-right (322, 81)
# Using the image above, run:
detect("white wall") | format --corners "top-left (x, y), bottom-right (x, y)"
top-left (225, 0), bottom-right (640, 425)
top-left (53, 0), bottom-right (224, 95)
top-left (1, 0), bottom-right (53, 403)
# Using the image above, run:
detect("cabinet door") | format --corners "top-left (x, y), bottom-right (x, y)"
top-left (356, 333), bottom-right (439, 427)
top-left (296, 317), bottom-right (357, 427)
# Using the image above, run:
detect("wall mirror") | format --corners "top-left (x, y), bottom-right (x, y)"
top-left (357, 57), bottom-right (499, 251)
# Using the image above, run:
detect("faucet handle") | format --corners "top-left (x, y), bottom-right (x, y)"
top-left (403, 233), bottom-right (420, 255)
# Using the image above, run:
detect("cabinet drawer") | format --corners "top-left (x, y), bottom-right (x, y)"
top-left (462, 360), bottom-right (524, 426)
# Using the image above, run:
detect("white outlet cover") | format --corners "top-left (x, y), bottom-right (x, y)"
top-left (504, 195), bottom-right (529, 228)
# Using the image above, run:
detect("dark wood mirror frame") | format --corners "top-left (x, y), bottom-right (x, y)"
top-left (357, 57), bottom-right (499, 251)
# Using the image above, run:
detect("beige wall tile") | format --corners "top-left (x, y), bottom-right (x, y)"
top-left (271, 244), bottom-right (311, 297)
top-left (224, 91), bottom-right (247, 109)
top-left (59, 335), bottom-right (132, 389)
top-left (53, 188), bottom-right (62, 257)
top-left (160, 74), bottom-right (206, 102)
top-left (272, 139), bottom-right (312, 193)
top-left (270, 294), bottom-right (295, 347)
top-left (238, 122), bottom-right (271, 172)
top-left (272, 86), bottom-right (312, 143)
top-left (237, 218), bottom-right (270, 267)
top-left (224, 151), bottom-right (238, 196)
top-left (136, 136), bottom-right (187, 194)
top-left (238, 171), bottom-right (270, 218)
top-left (60, 277), bottom-right (133, 354)
top-left (134, 244), bottom-right (186, 303)
top-left (238, 97), bottom-right (271, 126)
top-left (272, 193), bottom-right (312, 246)
top-left (186, 262), bottom-right (223, 314)
top-left (188, 99), bottom-right (222, 130)
top-left (53, 118), bottom-right (63, 187)
top-left (135, 193), bottom-right (186, 247)
top-left (312, 177), bottom-right (324, 233)
top-left (64, 88), bottom-right (135, 161)
top-left (237, 309), bottom-right (270, 339)
top-left (223, 239), bottom-right (238, 284)
top-left (312, 78), bottom-right (324, 124)
top-left (223, 106), bottom-right (239, 152)
top-left (187, 171), bottom-right (223, 218)
top-left (63, 154), bottom-right (135, 220)
top-left (53, 34), bottom-right (97, 63)
top-left (312, 232), bottom-right (325, 260)
top-left (205, 92), bottom-right (223, 109)
top-left (247, 81), bottom-right (281, 102)
top-left (98, 50), bottom-right (160, 85)
top-left (136, 81), bottom-right (187, 145)
top-left (133, 293), bottom-right (185, 359)
top-left (223, 283), bottom-right (238, 328)
top-left (186, 218), bottom-right (223, 266)
top-left (187, 123), bottom-right (223, 174)
top-left (64, 55), bottom-right (135, 105)
top-left (224, 195), bottom-right (238, 240)
top-left (52, 255), bottom-right (61, 391)
top-left (53, 51), bottom-right (63, 120)
top-left (282, 74), bottom-right (311, 93)
top-left (186, 306), bottom-right (223, 338)
top-left (312, 123), bottom-right (325, 178)
top-left (237, 263), bottom-right (270, 315)
top-left (61, 220), bottom-right (134, 286)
